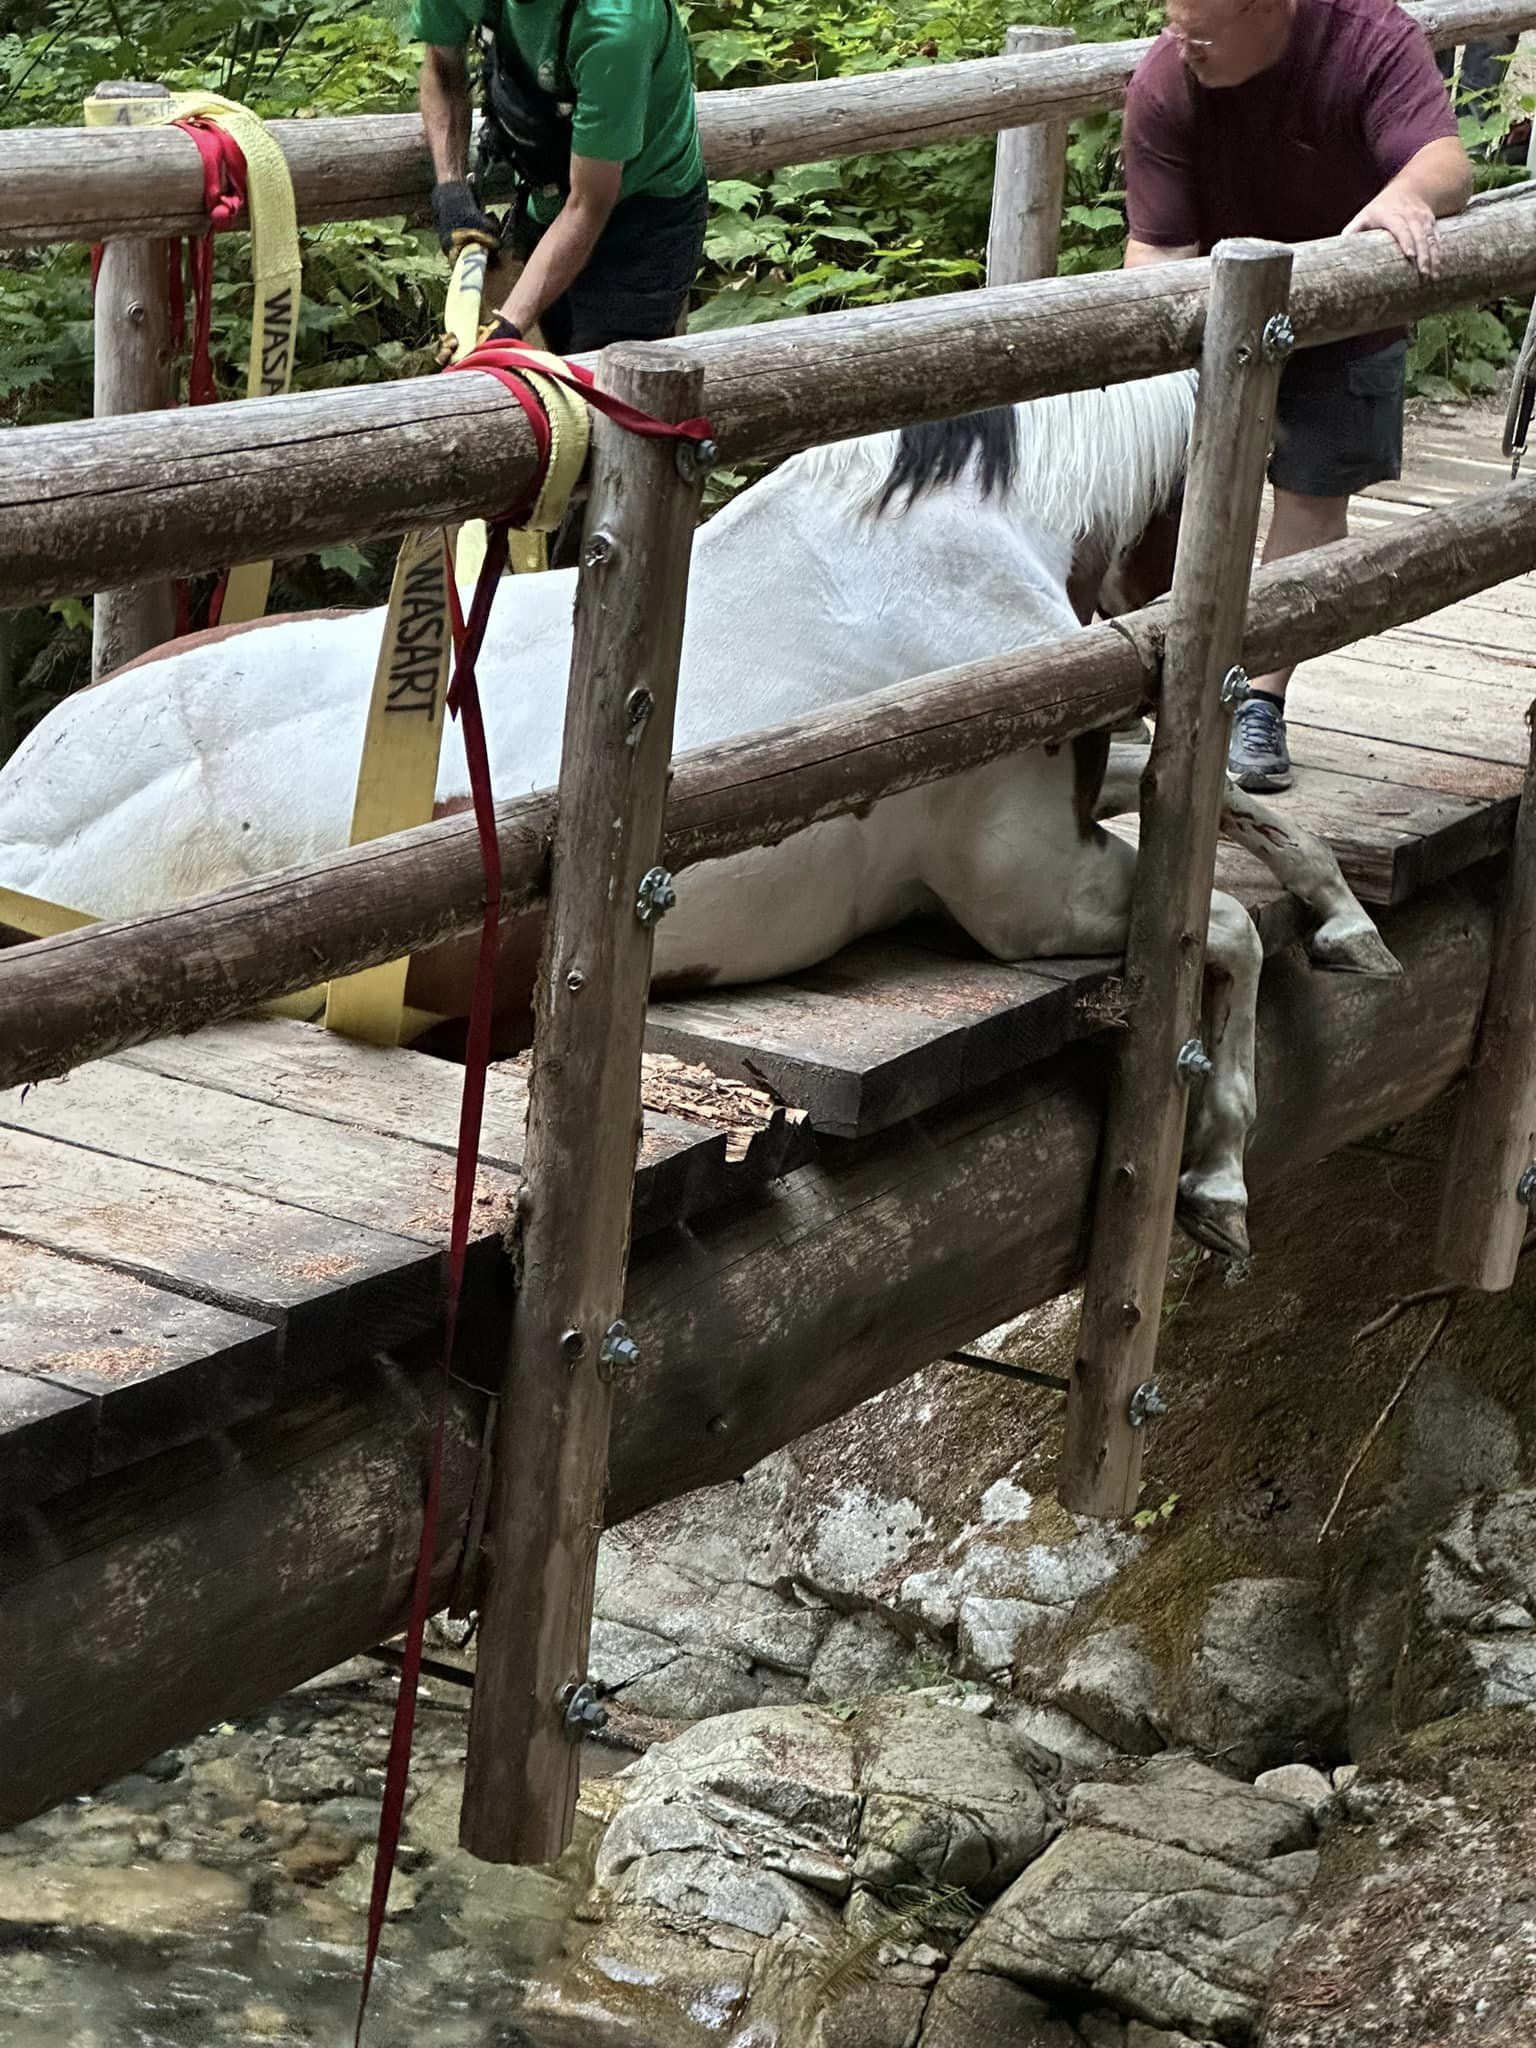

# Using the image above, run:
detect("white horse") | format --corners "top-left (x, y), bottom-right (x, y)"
top-left (0, 374), bottom-right (1396, 1257)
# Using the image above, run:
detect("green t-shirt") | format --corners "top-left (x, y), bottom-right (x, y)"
top-left (410, 0), bottom-right (702, 216)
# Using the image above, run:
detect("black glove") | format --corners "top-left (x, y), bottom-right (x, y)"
top-left (484, 314), bottom-right (522, 343)
top-left (430, 179), bottom-right (501, 256)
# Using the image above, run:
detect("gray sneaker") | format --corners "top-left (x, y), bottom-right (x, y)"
top-left (1228, 693), bottom-right (1292, 793)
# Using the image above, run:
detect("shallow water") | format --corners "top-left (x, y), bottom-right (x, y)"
top-left (0, 1658), bottom-right (615, 2048)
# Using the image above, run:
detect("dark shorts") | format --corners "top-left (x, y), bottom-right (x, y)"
top-left (512, 180), bottom-right (708, 356)
top-left (1268, 339), bottom-right (1407, 500)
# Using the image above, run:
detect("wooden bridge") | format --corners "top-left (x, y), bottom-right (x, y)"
top-left (3, 7), bottom-right (1536, 1871)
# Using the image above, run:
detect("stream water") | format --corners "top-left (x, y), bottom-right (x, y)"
top-left (0, 1657), bottom-right (618, 2048)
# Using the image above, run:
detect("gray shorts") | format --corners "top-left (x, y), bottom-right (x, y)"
top-left (1268, 339), bottom-right (1407, 499)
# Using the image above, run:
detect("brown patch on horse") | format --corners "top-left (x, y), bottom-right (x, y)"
top-left (1066, 534), bottom-right (1113, 627)
top-left (97, 609), bottom-right (362, 687)
top-left (1072, 730), bottom-right (1112, 843)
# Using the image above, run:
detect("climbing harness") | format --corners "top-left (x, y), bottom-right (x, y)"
top-left (85, 89), bottom-right (302, 626)
top-left (351, 347), bottom-right (712, 2043)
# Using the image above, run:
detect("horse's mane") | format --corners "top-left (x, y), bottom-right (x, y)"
top-left (798, 372), bottom-right (1198, 560)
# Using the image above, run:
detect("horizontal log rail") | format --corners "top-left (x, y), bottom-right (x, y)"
top-left (5, 192), bottom-right (1535, 610)
top-left (1, 475), bottom-right (1531, 1090)
top-left (1, 0), bottom-right (1529, 248)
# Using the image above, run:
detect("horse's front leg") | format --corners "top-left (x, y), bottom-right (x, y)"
top-left (1218, 780), bottom-right (1401, 978)
top-left (1175, 888), bottom-right (1263, 1262)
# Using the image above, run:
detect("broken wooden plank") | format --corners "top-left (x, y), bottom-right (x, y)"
top-left (638, 1053), bottom-right (813, 1184)
top-left (0, 1123), bottom-right (445, 1389)
top-left (645, 937), bottom-right (1114, 1139)
top-left (0, 1236), bottom-right (273, 1476)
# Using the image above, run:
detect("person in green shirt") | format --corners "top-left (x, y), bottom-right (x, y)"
top-left (412, 0), bottom-right (706, 358)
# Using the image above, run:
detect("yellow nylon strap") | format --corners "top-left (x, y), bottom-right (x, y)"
top-left (83, 89), bottom-right (302, 621)
top-left (323, 242), bottom-right (490, 1045)
top-left (0, 886), bottom-right (94, 940)
top-left (167, 92), bottom-right (302, 624)
top-left (0, 886), bottom-right (381, 1028)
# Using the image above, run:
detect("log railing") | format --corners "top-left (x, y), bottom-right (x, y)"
top-left (6, 190), bottom-right (1535, 610)
top-left (2, 473), bottom-right (1533, 1093)
top-left (1, 0), bottom-right (1531, 248)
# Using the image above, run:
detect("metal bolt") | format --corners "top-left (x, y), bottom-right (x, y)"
top-left (1114, 1163), bottom-right (1137, 1189)
top-left (1121, 1301), bottom-right (1142, 1330)
top-left (598, 1319), bottom-right (640, 1381)
top-left (582, 530), bottom-right (616, 569)
top-left (1262, 312), bottom-right (1296, 361)
top-left (635, 865), bottom-right (676, 926)
top-left (707, 1414), bottom-right (730, 1437)
top-left (1220, 665), bottom-right (1251, 710)
top-left (1519, 1163), bottom-right (1536, 1207)
top-left (559, 1680), bottom-right (609, 1738)
top-left (565, 969), bottom-right (586, 993)
top-left (675, 436), bottom-right (719, 484)
top-left (1176, 1038), bottom-right (1213, 1085)
top-left (560, 1328), bottom-right (586, 1361)
top-left (624, 687), bottom-right (654, 742)
top-left (1128, 1381), bottom-right (1170, 1428)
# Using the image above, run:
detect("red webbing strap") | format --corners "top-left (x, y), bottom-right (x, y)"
top-left (354, 344), bottom-right (712, 2043)
top-left (445, 336), bottom-right (713, 448)
top-left (354, 522), bottom-right (510, 2044)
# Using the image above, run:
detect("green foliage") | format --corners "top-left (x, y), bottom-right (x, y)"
top-left (1, 0), bottom-right (1531, 751)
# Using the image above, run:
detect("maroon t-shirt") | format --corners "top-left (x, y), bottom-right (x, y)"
top-left (1124, 0), bottom-right (1458, 356)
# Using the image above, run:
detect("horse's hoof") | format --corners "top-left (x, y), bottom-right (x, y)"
top-left (1307, 915), bottom-right (1402, 978)
top-left (1174, 1190), bottom-right (1250, 1262)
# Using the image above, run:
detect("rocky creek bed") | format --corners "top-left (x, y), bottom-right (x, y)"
top-left (4, 1100), bottom-right (1536, 2045)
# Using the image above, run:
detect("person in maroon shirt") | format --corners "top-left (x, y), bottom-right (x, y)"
top-left (1123, 0), bottom-right (1472, 791)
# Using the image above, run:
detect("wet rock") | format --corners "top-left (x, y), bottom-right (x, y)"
top-left (0, 1861), bottom-right (250, 1937)
top-left (331, 1858), bottom-right (418, 1918)
top-left (1398, 1490), bottom-right (1536, 1728)
top-left (1259, 1708), bottom-right (1536, 2045)
top-left (1053, 1624), bottom-right (1170, 1755)
top-left (1253, 1765), bottom-right (1334, 1819)
top-left (521, 1695), bottom-right (1061, 2045)
top-left (1180, 1579), bottom-right (1347, 1774)
top-left (929, 1756), bottom-right (1316, 2044)
top-left (279, 1829), bottom-right (362, 1886)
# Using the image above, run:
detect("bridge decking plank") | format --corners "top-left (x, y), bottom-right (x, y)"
top-left (112, 1017), bottom-right (731, 1238)
top-left (0, 1122), bottom-right (444, 1387)
top-left (0, 1369), bottom-right (93, 1510)
top-left (0, 1057), bottom-right (522, 1248)
top-left (0, 1235), bottom-right (272, 1482)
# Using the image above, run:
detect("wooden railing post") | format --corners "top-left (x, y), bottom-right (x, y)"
top-left (986, 25), bottom-right (1076, 285)
top-left (86, 82), bottom-right (176, 680)
top-left (1433, 701), bottom-right (1536, 1289)
top-left (1058, 238), bottom-right (1294, 1518)
top-left (458, 346), bottom-right (707, 1864)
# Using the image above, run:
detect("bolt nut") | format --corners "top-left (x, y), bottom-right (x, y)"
top-left (559, 1680), bottom-right (609, 1737)
top-left (1176, 1038), bottom-right (1214, 1085)
top-left (1262, 312), bottom-right (1296, 361)
top-left (635, 865), bottom-right (676, 926)
top-left (598, 1319), bottom-right (641, 1381)
top-left (582, 530), bottom-right (616, 569)
top-left (675, 436), bottom-right (718, 484)
top-left (1128, 1380), bottom-right (1170, 1428)
top-left (1220, 665), bottom-right (1251, 710)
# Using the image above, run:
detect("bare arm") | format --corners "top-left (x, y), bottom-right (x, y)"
top-left (420, 43), bottom-right (473, 183)
top-left (499, 154), bottom-right (623, 332)
top-left (1344, 136), bottom-right (1473, 277)
top-left (1125, 236), bottom-right (1199, 268)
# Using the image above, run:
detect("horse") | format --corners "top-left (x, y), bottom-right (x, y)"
top-left (0, 372), bottom-right (1398, 1259)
